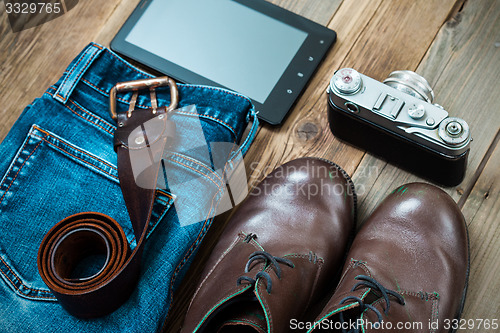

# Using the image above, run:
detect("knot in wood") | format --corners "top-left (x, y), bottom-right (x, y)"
top-left (296, 122), bottom-right (319, 141)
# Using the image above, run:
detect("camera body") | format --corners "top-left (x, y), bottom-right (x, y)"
top-left (327, 68), bottom-right (471, 186)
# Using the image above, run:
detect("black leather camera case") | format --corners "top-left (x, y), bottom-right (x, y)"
top-left (327, 99), bottom-right (468, 186)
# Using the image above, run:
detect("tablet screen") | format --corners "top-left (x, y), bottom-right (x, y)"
top-left (125, 0), bottom-right (308, 103)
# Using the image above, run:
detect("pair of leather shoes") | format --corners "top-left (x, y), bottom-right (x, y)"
top-left (180, 158), bottom-right (469, 333)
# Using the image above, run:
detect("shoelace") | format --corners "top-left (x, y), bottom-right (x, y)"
top-left (338, 275), bottom-right (405, 333)
top-left (236, 251), bottom-right (294, 293)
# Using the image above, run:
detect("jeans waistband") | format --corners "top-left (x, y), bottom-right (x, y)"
top-left (49, 43), bottom-right (255, 140)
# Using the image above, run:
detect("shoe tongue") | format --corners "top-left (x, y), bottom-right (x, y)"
top-left (309, 291), bottom-right (374, 332)
top-left (217, 300), bottom-right (267, 333)
top-left (253, 255), bottom-right (325, 332)
top-left (311, 260), bottom-right (372, 328)
top-left (182, 234), bottom-right (267, 333)
top-left (363, 289), bottom-right (382, 304)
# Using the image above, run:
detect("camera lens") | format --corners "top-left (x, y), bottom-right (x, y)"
top-left (383, 70), bottom-right (434, 103)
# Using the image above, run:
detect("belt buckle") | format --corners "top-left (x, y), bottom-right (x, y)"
top-left (109, 76), bottom-right (179, 121)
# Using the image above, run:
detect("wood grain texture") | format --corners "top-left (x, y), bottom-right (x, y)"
top-left (268, 0), bottom-right (343, 24)
top-left (352, 0), bottom-right (500, 223)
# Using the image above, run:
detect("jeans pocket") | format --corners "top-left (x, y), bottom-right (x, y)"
top-left (0, 124), bottom-right (173, 301)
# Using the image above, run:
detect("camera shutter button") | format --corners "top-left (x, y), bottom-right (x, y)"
top-left (446, 122), bottom-right (462, 135)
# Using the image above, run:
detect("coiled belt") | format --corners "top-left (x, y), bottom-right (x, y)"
top-left (37, 77), bottom-right (178, 318)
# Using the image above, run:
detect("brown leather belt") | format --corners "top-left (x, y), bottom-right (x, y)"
top-left (37, 77), bottom-right (178, 318)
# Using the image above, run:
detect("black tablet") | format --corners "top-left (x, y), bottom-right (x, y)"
top-left (111, 0), bottom-right (336, 125)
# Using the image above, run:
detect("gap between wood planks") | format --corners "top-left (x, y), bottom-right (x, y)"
top-left (411, 0), bottom-right (496, 211)
top-left (445, 0), bottom-right (468, 22)
top-left (457, 129), bottom-right (500, 209)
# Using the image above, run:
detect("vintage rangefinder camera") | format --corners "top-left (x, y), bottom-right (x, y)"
top-left (327, 68), bottom-right (471, 186)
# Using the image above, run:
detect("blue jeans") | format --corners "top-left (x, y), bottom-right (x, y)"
top-left (0, 42), bottom-right (257, 332)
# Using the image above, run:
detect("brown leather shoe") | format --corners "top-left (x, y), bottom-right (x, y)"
top-left (309, 182), bottom-right (469, 333)
top-left (180, 158), bottom-right (356, 333)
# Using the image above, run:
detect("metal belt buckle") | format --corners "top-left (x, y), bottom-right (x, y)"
top-left (109, 76), bottom-right (179, 121)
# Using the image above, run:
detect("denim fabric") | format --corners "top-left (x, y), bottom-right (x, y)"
top-left (0, 42), bottom-right (257, 332)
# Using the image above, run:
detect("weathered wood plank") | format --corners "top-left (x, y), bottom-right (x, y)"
top-left (352, 0), bottom-right (500, 222)
top-left (243, 0), bottom-right (460, 192)
top-left (459, 137), bottom-right (500, 332)
top-left (268, 0), bottom-right (343, 25)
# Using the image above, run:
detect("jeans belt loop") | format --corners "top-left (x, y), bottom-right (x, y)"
top-left (53, 43), bottom-right (104, 104)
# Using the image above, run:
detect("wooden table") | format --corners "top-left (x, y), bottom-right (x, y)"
top-left (1, 0), bottom-right (499, 332)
